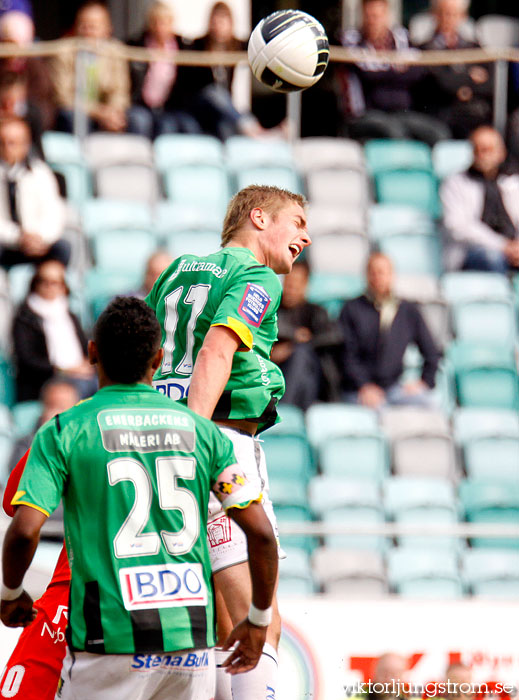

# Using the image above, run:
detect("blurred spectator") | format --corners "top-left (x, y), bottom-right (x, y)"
top-left (0, 116), bottom-right (68, 268)
top-left (0, 71), bottom-right (43, 156)
top-left (339, 252), bottom-right (441, 410)
top-left (0, 10), bottom-right (55, 130)
top-left (12, 259), bottom-right (96, 401)
top-left (127, 0), bottom-right (201, 139)
top-left (416, 0), bottom-right (493, 139)
top-left (0, 2), bottom-right (32, 20)
top-left (175, 1), bottom-right (267, 139)
top-left (271, 259), bottom-right (343, 410)
top-left (8, 377), bottom-right (79, 473)
top-left (338, 0), bottom-right (449, 145)
top-left (129, 249), bottom-right (172, 298)
top-left (50, 1), bottom-right (130, 133)
top-left (372, 653), bottom-right (408, 700)
top-left (441, 125), bottom-right (519, 271)
top-left (444, 663), bottom-right (475, 700)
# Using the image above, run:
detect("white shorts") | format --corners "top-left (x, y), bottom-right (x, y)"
top-left (56, 646), bottom-right (215, 700)
top-left (207, 427), bottom-right (284, 573)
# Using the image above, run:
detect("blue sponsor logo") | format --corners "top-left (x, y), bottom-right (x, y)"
top-left (120, 563), bottom-right (207, 611)
top-left (131, 651), bottom-right (210, 671)
top-left (238, 284), bottom-right (271, 327)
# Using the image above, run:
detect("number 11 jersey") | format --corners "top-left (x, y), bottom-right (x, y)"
top-left (146, 247), bottom-right (286, 433)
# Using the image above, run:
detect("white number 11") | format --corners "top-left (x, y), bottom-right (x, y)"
top-left (161, 284), bottom-right (210, 376)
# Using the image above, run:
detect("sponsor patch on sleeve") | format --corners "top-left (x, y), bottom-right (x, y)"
top-left (238, 284), bottom-right (271, 327)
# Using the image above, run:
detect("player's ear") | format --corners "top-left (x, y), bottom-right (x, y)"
top-left (250, 207), bottom-right (267, 230)
top-left (151, 347), bottom-right (163, 371)
top-left (87, 340), bottom-right (98, 365)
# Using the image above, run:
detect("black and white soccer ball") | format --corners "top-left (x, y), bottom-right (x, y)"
top-left (248, 9), bottom-right (330, 93)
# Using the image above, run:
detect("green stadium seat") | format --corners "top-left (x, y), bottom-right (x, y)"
top-left (462, 549), bottom-right (519, 598)
top-left (448, 342), bottom-right (519, 410)
top-left (306, 403), bottom-right (379, 446)
top-left (80, 199), bottom-right (153, 238)
top-left (278, 547), bottom-right (315, 596)
top-left (154, 134), bottom-right (224, 171)
top-left (387, 546), bottom-right (463, 598)
top-left (225, 136), bottom-right (294, 168)
top-left (454, 408), bottom-right (519, 480)
top-left (0, 403), bottom-right (12, 435)
top-left (378, 232), bottom-right (442, 277)
top-left (432, 140), bottom-right (473, 179)
top-left (164, 165), bottom-right (230, 214)
top-left (42, 131), bottom-right (91, 204)
top-left (234, 166), bottom-right (303, 195)
top-left (459, 479), bottom-right (519, 548)
top-left (441, 272), bottom-right (512, 303)
top-left (384, 476), bottom-right (457, 517)
top-left (91, 229), bottom-right (157, 276)
top-left (267, 404), bottom-right (306, 438)
top-left (450, 300), bottom-right (517, 345)
top-left (319, 435), bottom-right (389, 481)
top-left (0, 433), bottom-right (13, 486)
top-left (262, 434), bottom-right (314, 481)
top-left (154, 201), bottom-right (223, 237)
top-left (7, 264), bottom-right (35, 305)
top-left (167, 232), bottom-right (221, 259)
top-left (85, 269), bottom-right (142, 320)
top-left (11, 401), bottom-right (41, 437)
top-left (369, 203), bottom-right (435, 238)
top-left (270, 477), bottom-right (316, 553)
top-left (307, 273), bottom-right (364, 318)
top-left (0, 354), bottom-right (16, 408)
top-left (323, 509), bottom-right (388, 551)
top-left (365, 139), bottom-right (432, 174)
top-left (374, 169), bottom-right (439, 217)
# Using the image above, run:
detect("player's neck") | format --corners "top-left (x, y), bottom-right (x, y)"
top-left (224, 234), bottom-right (263, 265)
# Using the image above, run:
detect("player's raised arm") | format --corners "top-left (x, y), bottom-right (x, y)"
top-left (188, 325), bottom-right (241, 419)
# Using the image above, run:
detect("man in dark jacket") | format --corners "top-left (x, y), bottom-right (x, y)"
top-left (338, 252), bottom-right (441, 409)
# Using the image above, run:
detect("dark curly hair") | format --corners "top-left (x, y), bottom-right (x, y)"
top-left (94, 296), bottom-right (161, 384)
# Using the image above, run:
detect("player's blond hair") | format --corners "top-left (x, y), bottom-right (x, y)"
top-left (221, 185), bottom-right (306, 247)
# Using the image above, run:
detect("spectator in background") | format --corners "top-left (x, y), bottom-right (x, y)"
top-left (0, 71), bottom-right (43, 156)
top-left (7, 377), bottom-right (79, 474)
top-left (0, 116), bottom-right (68, 268)
top-left (130, 248), bottom-right (172, 298)
top-left (338, 0), bottom-right (450, 145)
top-left (12, 259), bottom-right (96, 402)
top-left (127, 0), bottom-right (201, 139)
top-left (441, 125), bottom-right (519, 271)
top-left (0, 10), bottom-right (55, 130)
top-left (444, 663), bottom-right (475, 700)
top-left (271, 259), bottom-right (343, 410)
top-left (175, 1), bottom-right (267, 139)
top-left (50, 1), bottom-right (130, 133)
top-left (339, 252), bottom-right (441, 410)
top-left (348, 653), bottom-right (410, 700)
top-left (0, 1), bottom-right (32, 21)
top-left (416, 0), bottom-right (493, 138)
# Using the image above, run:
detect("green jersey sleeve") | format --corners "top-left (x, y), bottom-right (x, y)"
top-left (211, 265), bottom-right (282, 350)
top-left (12, 418), bottom-right (67, 517)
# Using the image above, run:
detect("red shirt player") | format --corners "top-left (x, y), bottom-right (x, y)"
top-left (0, 451), bottom-right (70, 699)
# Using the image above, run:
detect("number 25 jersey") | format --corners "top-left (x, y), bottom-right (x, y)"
top-left (146, 247), bottom-right (286, 432)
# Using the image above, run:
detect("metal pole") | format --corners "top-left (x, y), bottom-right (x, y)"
top-left (287, 90), bottom-right (302, 143)
top-left (493, 59), bottom-right (508, 135)
top-left (73, 49), bottom-right (88, 141)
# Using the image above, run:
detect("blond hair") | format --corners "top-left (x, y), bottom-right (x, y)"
top-left (221, 185), bottom-right (306, 246)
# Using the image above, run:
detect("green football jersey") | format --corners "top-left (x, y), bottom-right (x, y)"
top-left (146, 247), bottom-right (285, 432)
top-left (13, 384), bottom-right (246, 655)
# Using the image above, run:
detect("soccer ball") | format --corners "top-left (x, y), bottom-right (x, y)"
top-left (248, 9), bottom-right (330, 93)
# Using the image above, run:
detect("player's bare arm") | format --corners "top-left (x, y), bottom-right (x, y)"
top-left (187, 325), bottom-right (240, 419)
top-left (1, 505), bottom-right (47, 628)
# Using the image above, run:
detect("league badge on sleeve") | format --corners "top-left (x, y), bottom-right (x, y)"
top-left (238, 283), bottom-right (271, 327)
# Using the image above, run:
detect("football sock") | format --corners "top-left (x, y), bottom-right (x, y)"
top-left (230, 642), bottom-right (278, 700)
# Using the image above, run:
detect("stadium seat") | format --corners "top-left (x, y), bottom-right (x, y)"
top-left (225, 136), bottom-right (294, 168)
top-left (0, 353), bottom-right (16, 408)
top-left (386, 546), bottom-right (463, 598)
top-left (378, 232), bottom-right (442, 277)
top-left (308, 231), bottom-right (370, 275)
top-left (95, 164), bottom-right (160, 204)
top-left (163, 164), bottom-right (230, 214)
top-left (394, 275), bottom-right (450, 347)
top-left (374, 169), bottom-right (439, 217)
top-left (154, 134), bottom-right (224, 171)
top-left (0, 433), bottom-right (13, 486)
top-left (80, 199), bottom-right (154, 238)
top-left (85, 269), bottom-right (142, 320)
top-left (306, 169), bottom-right (370, 209)
top-left (459, 479), bottom-right (519, 548)
top-left (441, 271), bottom-right (512, 303)
top-left (91, 229), bottom-right (157, 276)
top-left (267, 403), bottom-right (307, 437)
top-left (0, 403), bottom-right (11, 435)
top-left (312, 547), bottom-right (388, 597)
top-left (84, 133), bottom-right (154, 168)
top-left (11, 401), bottom-right (41, 438)
top-left (448, 342), bottom-right (519, 410)
top-left (462, 549), bottom-right (519, 597)
top-left (278, 547), bottom-right (315, 596)
top-left (42, 131), bottom-right (91, 204)
top-left (293, 137), bottom-right (366, 172)
top-left (262, 434), bottom-right (314, 481)
top-left (154, 201), bottom-right (223, 237)
top-left (369, 203), bottom-right (434, 238)
top-left (307, 203), bottom-right (367, 238)
top-left (364, 139), bottom-right (432, 174)
top-left (432, 140), bottom-right (473, 180)
top-left (7, 263), bottom-right (35, 306)
top-left (450, 299), bottom-right (517, 345)
top-left (476, 14), bottom-right (519, 47)
top-left (453, 408), bottom-right (519, 480)
top-left (271, 478), bottom-right (316, 554)
top-left (319, 436), bottom-right (389, 481)
top-left (306, 403), bottom-right (379, 447)
top-left (233, 166), bottom-right (303, 195)
top-left (167, 232), bottom-right (221, 259)
top-left (307, 272), bottom-right (364, 318)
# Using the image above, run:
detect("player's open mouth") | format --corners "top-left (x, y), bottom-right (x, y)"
top-left (289, 243), bottom-right (301, 258)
